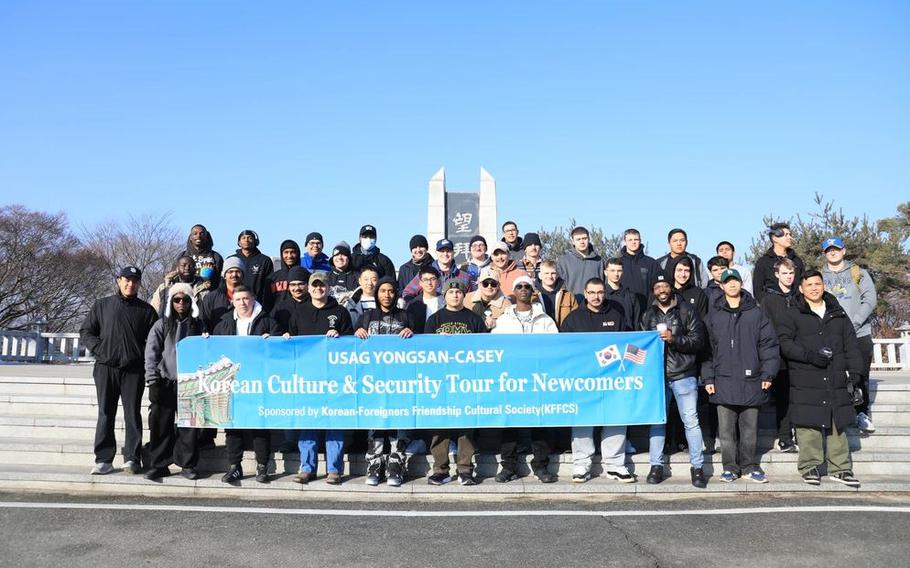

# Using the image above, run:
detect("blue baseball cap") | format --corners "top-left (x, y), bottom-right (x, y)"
top-left (821, 237), bottom-right (845, 251)
top-left (436, 238), bottom-right (454, 251)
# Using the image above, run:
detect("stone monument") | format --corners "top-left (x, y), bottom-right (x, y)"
top-left (427, 167), bottom-right (498, 264)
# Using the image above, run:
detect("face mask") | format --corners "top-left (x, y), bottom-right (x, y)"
top-left (200, 266), bottom-right (214, 280)
top-left (360, 237), bottom-right (377, 252)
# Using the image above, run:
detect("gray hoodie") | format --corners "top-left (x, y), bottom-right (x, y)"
top-left (556, 246), bottom-right (605, 298)
top-left (822, 260), bottom-right (876, 338)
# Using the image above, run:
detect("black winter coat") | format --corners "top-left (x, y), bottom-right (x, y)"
top-left (270, 293), bottom-right (310, 334)
top-left (619, 246), bottom-right (659, 301)
top-left (753, 248), bottom-right (805, 304)
top-left (640, 299), bottom-right (706, 381)
top-left (351, 244), bottom-right (396, 279)
top-left (702, 292), bottom-right (780, 406)
top-left (80, 294), bottom-right (159, 371)
top-left (212, 308), bottom-right (279, 337)
top-left (397, 256), bottom-right (434, 292)
top-left (675, 281), bottom-right (708, 318)
top-left (199, 287), bottom-right (232, 333)
top-left (234, 249), bottom-right (275, 308)
top-left (760, 285), bottom-right (797, 371)
top-left (606, 285), bottom-right (642, 332)
top-left (776, 292), bottom-right (862, 430)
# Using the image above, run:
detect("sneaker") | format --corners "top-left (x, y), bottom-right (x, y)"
top-left (646, 465), bottom-right (664, 485)
top-left (749, 470), bottom-right (769, 484)
top-left (144, 467), bottom-right (170, 480)
top-left (255, 463), bottom-right (269, 484)
top-left (91, 462), bottom-right (113, 475)
top-left (495, 469), bottom-right (519, 483)
top-left (221, 464), bottom-right (243, 484)
top-left (778, 440), bottom-right (798, 453)
top-left (802, 467), bottom-right (821, 486)
top-left (428, 473), bottom-right (452, 486)
top-left (535, 470), bottom-right (558, 484)
top-left (293, 471), bottom-right (311, 485)
top-left (605, 470), bottom-right (636, 483)
top-left (572, 472), bottom-right (592, 483)
top-left (856, 412), bottom-right (875, 433)
top-left (719, 471), bottom-right (739, 483)
top-left (365, 461), bottom-right (383, 486)
top-left (386, 458), bottom-right (404, 487)
top-left (123, 460), bottom-right (142, 475)
top-left (458, 473), bottom-right (477, 486)
top-left (691, 467), bottom-right (707, 489)
top-left (830, 471), bottom-right (861, 487)
top-left (325, 472), bottom-right (342, 485)
top-left (181, 468), bottom-right (199, 480)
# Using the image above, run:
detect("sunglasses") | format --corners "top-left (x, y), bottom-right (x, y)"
top-left (481, 280), bottom-right (499, 288)
top-left (514, 284), bottom-right (533, 290)
top-left (310, 282), bottom-right (326, 288)
top-left (172, 296), bottom-right (190, 304)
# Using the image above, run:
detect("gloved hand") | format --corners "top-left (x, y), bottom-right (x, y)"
top-left (807, 349), bottom-right (830, 368)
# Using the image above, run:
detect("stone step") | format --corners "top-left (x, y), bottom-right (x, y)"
top-left (1, 464), bottom-right (907, 497)
top-left (2, 435), bottom-right (908, 477)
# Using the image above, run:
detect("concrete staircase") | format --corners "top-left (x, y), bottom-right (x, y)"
top-left (1, 364), bottom-right (909, 497)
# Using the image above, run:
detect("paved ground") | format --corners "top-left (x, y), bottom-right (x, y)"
top-left (1, 492), bottom-right (908, 567)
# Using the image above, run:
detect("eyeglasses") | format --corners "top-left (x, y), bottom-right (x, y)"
top-left (420, 277), bottom-right (438, 283)
top-left (481, 280), bottom-right (499, 288)
top-left (514, 284), bottom-right (533, 290)
top-left (172, 296), bottom-right (190, 304)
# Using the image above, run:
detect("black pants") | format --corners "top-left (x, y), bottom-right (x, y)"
top-left (716, 404), bottom-right (759, 475)
top-left (500, 428), bottom-right (554, 472)
top-left (225, 429), bottom-right (271, 466)
top-left (772, 369), bottom-right (793, 444)
top-left (856, 335), bottom-right (873, 414)
top-left (93, 364), bottom-right (144, 464)
top-left (147, 380), bottom-right (201, 469)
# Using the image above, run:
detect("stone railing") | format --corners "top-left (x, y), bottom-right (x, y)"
top-left (0, 330), bottom-right (93, 363)
top-left (872, 336), bottom-right (910, 371)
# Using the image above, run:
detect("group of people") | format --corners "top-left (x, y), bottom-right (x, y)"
top-left (79, 219), bottom-right (878, 488)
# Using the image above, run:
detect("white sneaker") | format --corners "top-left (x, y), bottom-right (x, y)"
top-left (91, 462), bottom-right (113, 475)
top-left (856, 412), bottom-right (875, 433)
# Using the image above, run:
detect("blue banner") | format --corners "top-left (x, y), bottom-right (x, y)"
top-left (176, 331), bottom-right (666, 429)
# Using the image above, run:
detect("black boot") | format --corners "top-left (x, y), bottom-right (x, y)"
top-left (691, 467), bottom-right (707, 488)
top-left (646, 465), bottom-right (664, 484)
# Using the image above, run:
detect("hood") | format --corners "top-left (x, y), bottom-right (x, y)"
top-left (278, 239), bottom-right (301, 269)
top-left (712, 289), bottom-right (758, 313)
top-left (504, 302), bottom-right (548, 319)
top-left (821, 259), bottom-right (856, 275)
top-left (572, 246), bottom-right (598, 260)
top-left (763, 283), bottom-right (795, 298)
top-left (469, 255), bottom-right (492, 269)
top-left (764, 246), bottom-right (797, 261)
top-left (665, 255), bottom-right (696, 291)
top-left (503, 236), bottom-right (523, 251)
top-left (352, 243), bottom-right (382, 257)
top-left (164, 283), bottom-right (200, 318)
top-left (620, 245), bottom-right (646, 258)
top-left (233, 301), bottom-right (263, 321)
top-left (235, 247), bottom-right (263, 258)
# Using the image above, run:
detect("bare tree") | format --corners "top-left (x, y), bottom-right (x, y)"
top-left (80, 211), bottom-right (184, 302)
top-left (0, 205), bottom-right (108, 331)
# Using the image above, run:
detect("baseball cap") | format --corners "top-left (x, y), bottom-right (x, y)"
top-left (308, 271), bottom-right (330, 286)
top-left (720, 268), bottom-right (742, 283)
top-left (118, 266), bottom-right (142, 280)
top-left (436, 238), bottom-right (454, 251)
top-left (821, 237), bottom-right (845, 251)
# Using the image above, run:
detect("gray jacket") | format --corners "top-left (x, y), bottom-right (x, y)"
top-left (556, 247), bottom-right (605, 298)
top-left (822, 260), bottom-right (876, 338)
top-left (144, 317), bottom-right (205, 383)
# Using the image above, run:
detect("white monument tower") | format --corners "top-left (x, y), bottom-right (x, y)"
top-left (427, 167), bottom-right (498, 264)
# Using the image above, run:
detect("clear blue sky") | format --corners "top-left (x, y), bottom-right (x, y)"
top-left (1, 1), bottom-right (907, 267)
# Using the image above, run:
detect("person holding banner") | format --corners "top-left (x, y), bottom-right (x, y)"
top-left (560, 277), bottom-right (636, 484)
top-left (143, 283), bottom-right (206, 480)
top-left (212, 284), bottom-right (279, 485)
top-left (640, 274), bottom-right (709, 488)
top-left (355, 276), bottom-right (416, 487)
top-left (425, 279), bottom-right (488, 486)
top-left (492, 275), bottom-right (559, 484)
top-left (288, 271), bottom-right (354, 485)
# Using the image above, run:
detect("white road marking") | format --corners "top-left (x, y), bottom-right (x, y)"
top-left (1, 502), bottom-right (909, 517)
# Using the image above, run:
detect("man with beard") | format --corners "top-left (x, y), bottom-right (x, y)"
top-left (288, 272), bottom-right (354, 485)
top-left (269, 239), bottom-right (307, 298)
top-left (351, 224), bottom-right (395, 279)
top-left (354, 277), bottom-right (416, 487)
top-left (150, 255), bottom-right (210, 317)
top-left (561, 278), bottom-right (635, 484)
top-left (459, 235), bottom-right (492, 283)
top-left (492, 276), bottom-right (559, 484)
top-left (81, 266), bottom-right (158, 475)
top-left (640, 274), bottom-right (709, 488)
top-left (178, 224), bottom-right (224, 288)
top-left (518, 232), bottom-right (544, 283)
top-left (143, 283), bottom-right (205, 480)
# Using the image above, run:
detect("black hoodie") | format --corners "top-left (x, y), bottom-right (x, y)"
top-left (665, 255), bottom-right (708, 317)
top-left (178, 225), bottom-right (225, 288)
top-left (753, 247), bottom-right (805, 304)
top-left (351, 243), bottom-right (396, 279)
top-left (235, 246), bottom-right (274, 305)
top-left (619, 245), bottom-right (659, 300)
top-left (269, 239), bottom-right (306, 296)
top-left (559, 300), bottom-right (631, 333)
top-left (287, 297), bottom-right (354, 336)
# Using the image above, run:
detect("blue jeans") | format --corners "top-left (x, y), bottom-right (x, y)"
top-left (298, 429), bottom-right (345, 474)
top-left (649, 377), bottom-right (704, 468)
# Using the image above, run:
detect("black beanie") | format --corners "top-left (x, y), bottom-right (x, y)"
top-left (287, 266), bottom-right (309, 283)
top-left (409, 234), bottom-right (429, 250)
top-left (305, 232), bottom-right (323, 244)
top-left (279, 239), bottom-right (300, 255)
top-left (469, 235), bottom-right (487, 247)
top-left (522, 232), bottom-right (542, 248)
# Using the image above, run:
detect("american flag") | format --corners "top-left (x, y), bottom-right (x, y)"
top-left (623, 344), bottom-right (647, 365)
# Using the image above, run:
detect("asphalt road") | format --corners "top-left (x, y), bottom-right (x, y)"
top-left (1, 492), bottom-right (908, 568)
